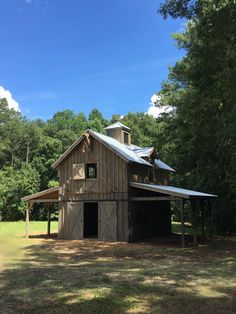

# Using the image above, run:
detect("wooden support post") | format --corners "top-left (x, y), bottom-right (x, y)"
top-left (208, 199), bottom-right (213, 238)
top-left (180, 199), bottom-right (185, 248)
top-left (47, 208), bottom-right (51, 236)
top-left (191, 200), bottom-right (197, 245)
top-left (46, 203), bottom-right (51, 237)
top-left (25, 203), bottom-right (31, 238)
top-left (200, 199), bottom-right (205, 237)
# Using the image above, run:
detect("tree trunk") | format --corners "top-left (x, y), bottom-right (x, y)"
top-left (26, 140), bottom-right (30, 164)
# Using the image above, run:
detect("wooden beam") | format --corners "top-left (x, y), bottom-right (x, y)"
top-left (208, 199), bottom-right (213, 237)
top-left (180, 199), bottom-right (186, 248)
top-left (25, 203), bottom-right (32, 238)
top-left (190, 200), bottom-right (197, 245)
top-left (200, 199), bottom-right (205, 237)
top-left (174, 199), bottom-right (186, 248)
top-left (131, 197), bottom-right (180, 201)
top-left (45, 203), bottom-right (51, 237)
top-left (29, 199), bottom-right (59, 203)
top-left (47, 208), bottom-right (51, 236)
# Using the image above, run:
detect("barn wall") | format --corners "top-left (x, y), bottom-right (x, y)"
top-left (58, 201), bottom-right (66, 238)
top-left (155, 169), bottom-right (170, 185)
top-left (131, 201), bottom-right (171, 241)
top-left (128, 163), bottom-right (170, 185)
top-left (128, 163), bottom-right (150, 183)
top-left (116, 200), bottom-right (129, 242)
top-left (56, 134), bottom-right (172, 242)
top-left (58, 200), bottom-right (130, 242)
top-left (58, 136), bottom-right (128, 202)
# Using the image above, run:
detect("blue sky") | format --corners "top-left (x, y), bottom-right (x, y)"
top-left (0, 0), bottom-right (185, 120)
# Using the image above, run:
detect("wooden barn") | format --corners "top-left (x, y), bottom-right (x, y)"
top-left (22, 122), bottom-right (216, 245)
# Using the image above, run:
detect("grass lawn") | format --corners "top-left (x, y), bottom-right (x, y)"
top-left (0, 221), bottom-right (236, 313)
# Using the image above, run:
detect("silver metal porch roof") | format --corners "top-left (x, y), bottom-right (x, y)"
top-left (130, 182), bottom-right (217, 199)
top-left (154, 159), bottom-right (175, 172)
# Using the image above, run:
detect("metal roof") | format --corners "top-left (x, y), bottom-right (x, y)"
top-left (52, 129), bottom-right (153, 168)
top-left (105, 122), bottom-right (131, 131)
top-left (130, 182), bottom-right (217, 199)
top-left (127, 145), bottom-right (154, 158)
top-left (52, 129), bottom-right (175, 169)
top-left (154, 159), bottom-right (175, 172)
top-left (89, 130), bottom-right (152, 166)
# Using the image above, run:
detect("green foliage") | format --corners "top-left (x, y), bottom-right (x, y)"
top-left (88, 108), bottom-right (108, 132)
top-left (48, 180), bottom-right (59, 188)
top-left (0, 103), bottom-right (108, 220)
top-left (1, 3), bottom-right (235, 237)
top-left (158, 0), bottom-right (236, 233)
top-left (122, 113), bottom-right (159, 148)
top-left (0, 165), bottom-right (40, 220)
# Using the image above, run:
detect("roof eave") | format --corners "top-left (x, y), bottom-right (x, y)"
top-left (51, 131), bottom-right (89, 169)
top-left (21, 186), bottom-right (59, 202)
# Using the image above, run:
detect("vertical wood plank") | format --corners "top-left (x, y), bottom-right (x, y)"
top-left (208, 199), bottom-right (213, 237)
top-left (47, 204), bottom-right (51, 236)
top-left (180, 199), bottom-right (185, 248)
top-left (190, 200), bottom-right (197, 245)
top-left (200, 199), bottom-right (205, 237)
top-left (25, 203), bottom-right (31, 238)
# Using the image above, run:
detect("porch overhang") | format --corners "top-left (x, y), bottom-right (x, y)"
top-left (21, 187), bottom-right (59, 203)
top-left (22, 187), bottom-right (59, 238)
top-left (130, 182), bottom-right (217, 199)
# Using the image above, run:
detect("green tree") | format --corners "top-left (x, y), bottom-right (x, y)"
top-left (158, 0), bottom-right (236, 233)
top-left (0, 165), bottom-right (40, 220)
top-left (88, 108), bottom-right (108, 133)
top-left (45, 110), bottom-right (87, 149)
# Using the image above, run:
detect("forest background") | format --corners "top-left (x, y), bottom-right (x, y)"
top-left (0, 0), bottom-right (235, 235)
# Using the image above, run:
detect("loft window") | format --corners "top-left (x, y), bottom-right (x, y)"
top-left (123, 132), bottom-right (129, 144)
top-left (86, 163), bottom-right (97, 179)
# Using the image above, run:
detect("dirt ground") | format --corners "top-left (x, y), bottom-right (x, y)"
top-left (0, 222), bottom-right (236, 313)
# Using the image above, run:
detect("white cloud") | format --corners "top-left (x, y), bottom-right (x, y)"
top-left (147, 94), bottom-right (172, 118)
top-left (0, 86), bottom-right (20, 111)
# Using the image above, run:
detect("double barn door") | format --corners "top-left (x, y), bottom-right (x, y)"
top-left (66, 201), bottom-right (117, 241)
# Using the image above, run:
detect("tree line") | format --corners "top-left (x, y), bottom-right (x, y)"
top-left (0, 0), bottom-right (235, 234)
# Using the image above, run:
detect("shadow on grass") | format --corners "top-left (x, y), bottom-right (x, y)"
top-left (1, 237), bottom-right (236, 313)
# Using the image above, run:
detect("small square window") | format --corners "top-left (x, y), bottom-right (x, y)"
top-left (86, 163), bottom-right (97, 179)
top-left (124, 132), bottom-right (129, 144)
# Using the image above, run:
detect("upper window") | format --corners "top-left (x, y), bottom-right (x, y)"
top-left (85, 163), bottom-right (97, 179)
top-left (123, 132), bottom-right (129, 144)
top-left (73, 163), bottom-right (85, 180)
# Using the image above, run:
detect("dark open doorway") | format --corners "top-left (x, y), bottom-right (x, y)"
top-left (84, 202), bottom-right (98, 238)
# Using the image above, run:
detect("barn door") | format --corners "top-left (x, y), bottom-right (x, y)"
top-left (67, 202), bottom-right (84, 239)
top-left (99, 202), bottom-right (117, 241)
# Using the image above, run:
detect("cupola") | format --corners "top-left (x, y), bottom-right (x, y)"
top-left (105, 122), bottom-right (131, 145)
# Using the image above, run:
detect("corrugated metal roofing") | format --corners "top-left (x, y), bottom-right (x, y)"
top-left (89, 130), bottom-right (152, 166)
top-left (52, 128), bottom-right (174, 169)
top-left (127, 145), bottom-right (154, 158)
top-left (154, 159), bottom-right (175, 172)
top-left (105, 122), bottom-right (131, 131)
top-left (130, 182), bottom-right (217, 199)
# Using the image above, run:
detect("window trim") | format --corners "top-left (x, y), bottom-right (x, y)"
top-left (123, 131), bottom-right (129, 144)
top-left (85, 163), bottom-right (97, 179)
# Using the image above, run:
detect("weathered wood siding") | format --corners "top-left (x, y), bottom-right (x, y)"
top-left (57, 134), bottom-right (171, 242)
top-left (57, 135), bottom-right (130, 242)
top-left (128, 163), bottom-right (170, 185)
top-left (128, 163), bottom-right (150, 183)
top-left (155, 168), bottom-right (170, 185)
top-left (58, 136), bottom-right (128, 202)
top-left (58, 200), bottom-right (129, 241)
